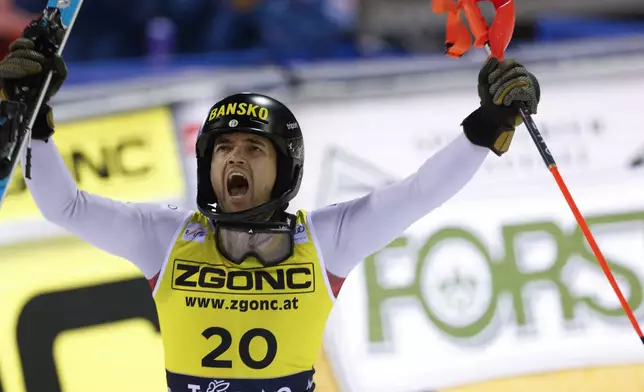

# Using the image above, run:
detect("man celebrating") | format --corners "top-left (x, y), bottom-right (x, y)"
top-left (0, 20), bottom-right (539, 392)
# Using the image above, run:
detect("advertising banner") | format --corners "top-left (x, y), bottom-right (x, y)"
top-left (0, 106), bottom-right (185, 224)
top-left (322, 182), bottom-right (644, 392)
top-left (0, 237), bottom-right (167, 392)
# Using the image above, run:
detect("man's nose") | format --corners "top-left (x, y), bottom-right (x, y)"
top-left (228, 148), bottom-right (246, 165)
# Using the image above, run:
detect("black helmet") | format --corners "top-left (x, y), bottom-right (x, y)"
top-left (195, 92), bottom-right (304, 222)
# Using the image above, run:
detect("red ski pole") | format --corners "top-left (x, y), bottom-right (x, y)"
top-left (433, 0), bottom-right (644, 344)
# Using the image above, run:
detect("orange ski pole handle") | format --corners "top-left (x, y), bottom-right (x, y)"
top-left (432, 0), bottom-right (515, 60)
top-left (486, 0), bottom-right (515, 60)
top-left (444, 8), bottom-right (473, 58)
top-left (431, 0), bottom-right (454, 15)
top-left (461, 0), bottom-right (489, 48)
top-left (432, 0), bottom-right (472, 58)
top-left (461, 0), bottom-right (515, 60)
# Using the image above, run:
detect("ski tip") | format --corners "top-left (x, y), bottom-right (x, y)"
top-left (46, 0), bottom-right (82, 27)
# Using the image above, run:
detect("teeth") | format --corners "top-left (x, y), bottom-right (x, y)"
top-left (228, 172), bottom-right (246, 180)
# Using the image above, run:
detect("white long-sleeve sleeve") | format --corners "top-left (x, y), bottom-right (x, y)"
top-left (22, 139), bottom-right (191, 279)
top-left (308, 132), bottom-right (489, 278)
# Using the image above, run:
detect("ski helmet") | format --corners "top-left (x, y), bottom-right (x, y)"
top-left (195, 92), bottom-right (304, 222)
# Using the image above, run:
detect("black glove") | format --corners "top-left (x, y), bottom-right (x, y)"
top-left (462, 57), bottom-right (541, 156)
top-left (0, 19), bottom-right (67, 142)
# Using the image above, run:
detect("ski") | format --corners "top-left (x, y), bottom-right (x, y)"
top-left (0, 0), bottom-right (84, 213)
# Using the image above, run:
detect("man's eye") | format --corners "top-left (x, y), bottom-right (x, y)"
top-left (216, 145), bottom-right (231, 152)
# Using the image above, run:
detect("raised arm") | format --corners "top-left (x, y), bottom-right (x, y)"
top-left (23, 139), bottom-right (191, 279)
top-left (0, 21), bottom-right (192, 279)
top-left (309, 57), bottom-right (542, 278)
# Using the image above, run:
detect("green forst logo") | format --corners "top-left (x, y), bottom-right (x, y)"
top-left (365, 210), bottom-right (644, 349)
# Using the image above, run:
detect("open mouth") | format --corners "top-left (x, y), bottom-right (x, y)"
top-left (226, 172), bottom-right (249, 197)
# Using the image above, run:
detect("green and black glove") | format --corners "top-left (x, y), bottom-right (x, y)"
top-left (0, 19), bottom-right (67, 142)
top-left (462, 57), bottom-right (541, 156)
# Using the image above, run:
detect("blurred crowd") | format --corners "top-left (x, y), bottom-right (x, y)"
top-left (0, 0), bottom-right (359, 63)
top-left (2, 0), bottom-right (644, 66)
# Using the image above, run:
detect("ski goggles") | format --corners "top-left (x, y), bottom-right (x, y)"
top-left (215, 219), bottom-right (296, 267)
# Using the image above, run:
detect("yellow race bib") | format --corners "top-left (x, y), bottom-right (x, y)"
top-left (152, 210), bottom-right (335, 391)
